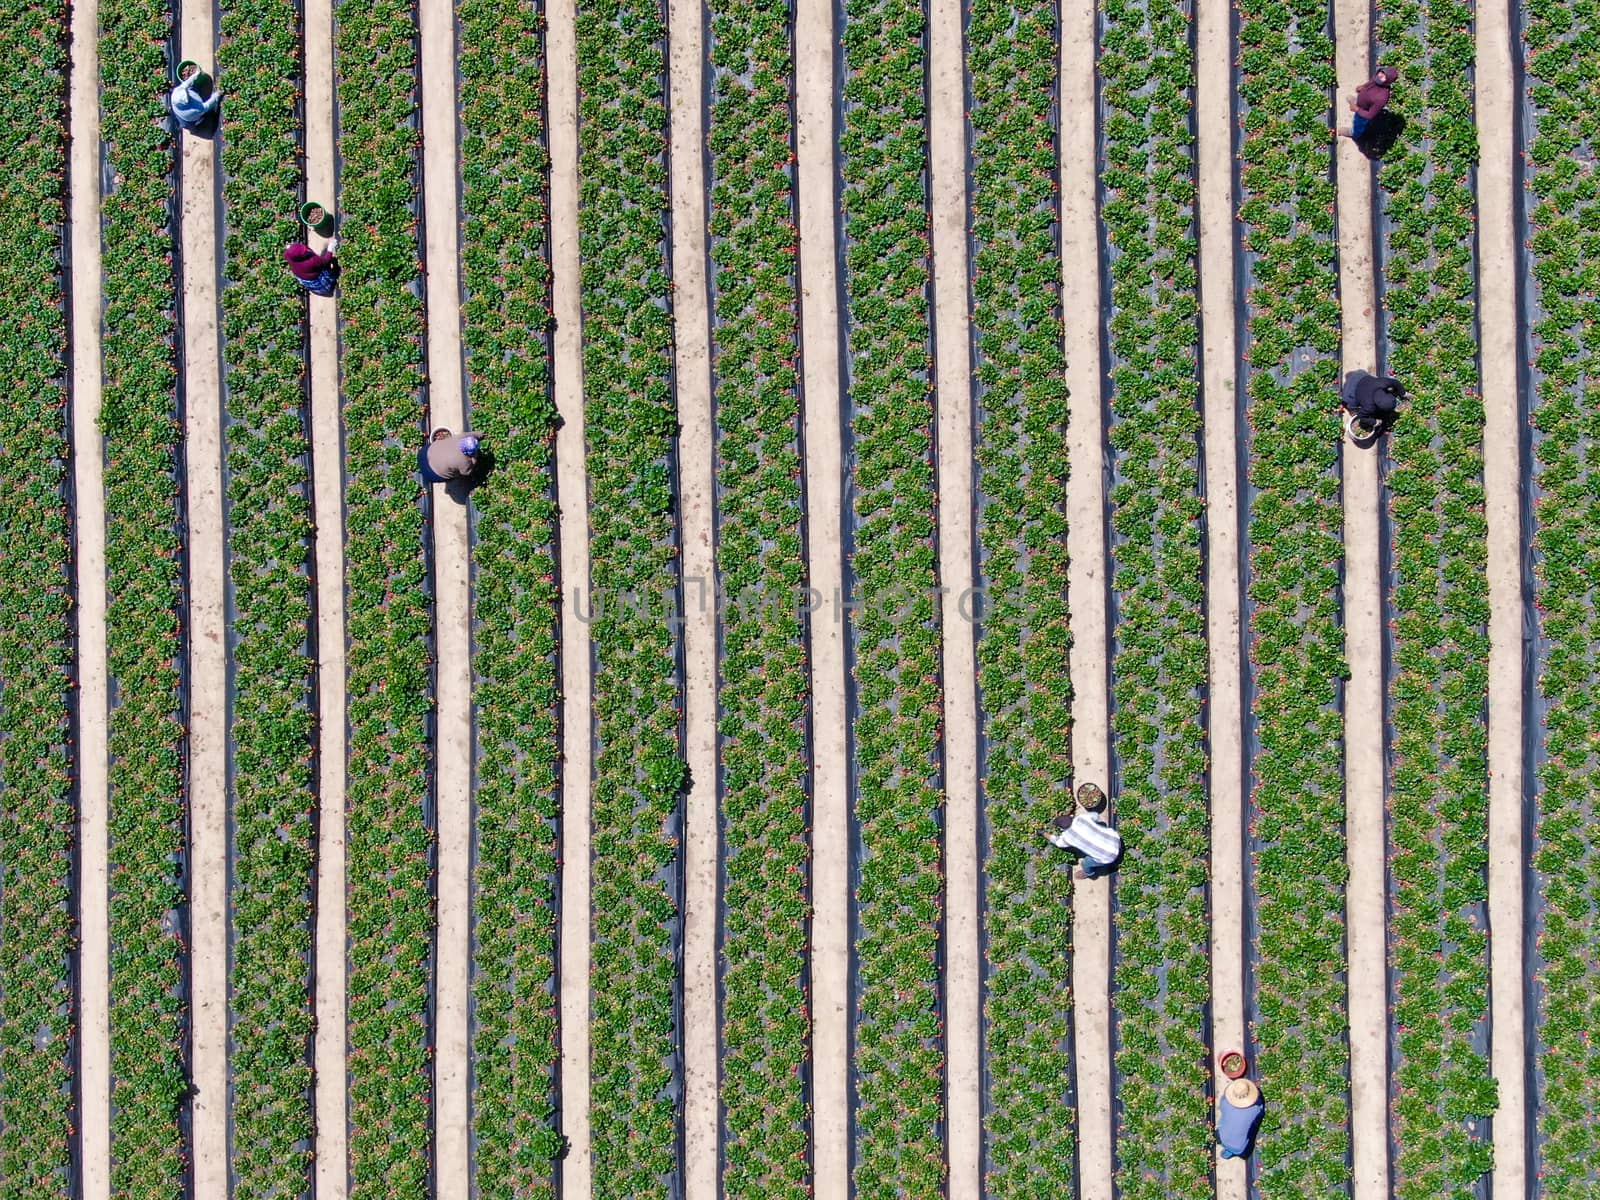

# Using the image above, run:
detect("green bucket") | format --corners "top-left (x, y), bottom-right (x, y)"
top-left (300, 200), bottom-right (333, 234)
top-left (177, 61), bottom-right (210, 89)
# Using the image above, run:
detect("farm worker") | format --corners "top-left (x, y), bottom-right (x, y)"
top-left (420, 428), bottom-right (483, 484)
top-left (1340, 370), bottom-right (1404, 436)
top-left (284, 240), bottom-right (339, 296)
top-left (1339, 65), bottom-right (1398, 141)
top-left (1046, 786), bottom-right (1122, 878)
top-left (170, 73), bottom-right (220, 129)
top-left (1217, 1077), bottom-right (1264, 1159)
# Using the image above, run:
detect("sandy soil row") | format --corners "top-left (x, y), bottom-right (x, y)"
top-left (68, 0), bottom-right (110, 1195)
top-left (1194, 0), bottom-right (1245, 1190)
top-left (1331, 0), bottom-right (1390, 1194)
top-left (305, 0), bottom-right (348, 1187)
top-left (418, 0), bottom-right (473, 1192)
top-left (177, 0), bottom-right (229, 1189)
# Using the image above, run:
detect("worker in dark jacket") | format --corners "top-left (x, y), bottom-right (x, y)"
top-left (1340, 370), bottom-right (1404, 439)
top-left (1339, 65), bottom-right (1398, 142)
top-left (420, 428), bottom-right (483, 485)
top-left (284, 240), bottom-right (339, 296)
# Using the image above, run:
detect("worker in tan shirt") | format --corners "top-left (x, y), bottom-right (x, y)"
top-left (419, 428), bottom-right (483, 484)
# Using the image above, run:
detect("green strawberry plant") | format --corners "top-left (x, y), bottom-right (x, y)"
top-left (457, 0), bottom-right (563, 1191)
top-left (1099, 0), bottom-right (1213, 1192)
top-left (967, 0), bottom-right (1074, 1191)
top-left (707, 0), bottom-right (810, 1194)
top-left (1525, 0), bottom-right (1600, 1190)
top-left (1375, 1), bottom-right (1497, 1193)
top-left (839, 0), bottom-right (945, 1193)
top-left (334, 0), bottom-right (434, 1190)
top-left (576, 0), bottom-right (686, 1191)
top-left (0, 0), bottom-right (75, 1193)
top-left (1235, 0), bottom-right (1351, 1192)
top-left (215, 0), bottom-right (319, 1194)
top-left (98, 0), bottom-right (189, 1191)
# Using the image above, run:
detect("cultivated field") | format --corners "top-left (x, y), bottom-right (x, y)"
top-left (0, 0), bottom-right (1589, 1196)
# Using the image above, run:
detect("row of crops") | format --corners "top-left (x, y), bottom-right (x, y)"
top-left (1099, 0), bottom-right (1213, 1193)
top-left (1375, 0), bottom-right (1497, 1193)
top-left (216, 0), bottom-right (318, 1191)
top-left (1234, 0), bottom-right (1351, 1192)
top-left (705, 0), bottom-right (812, 1195)
top-left (967, 0), bottom-right (1075, 1191)
top-left (0, 0), bottom-right (75, 1193)
top-left (1525, 0), bottom-right (1600, 1189)
top-left (838, 0), bottom-right (948, 1194)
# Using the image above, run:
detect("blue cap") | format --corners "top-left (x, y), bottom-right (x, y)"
top-left (460, 435), bottom-right (480, 456)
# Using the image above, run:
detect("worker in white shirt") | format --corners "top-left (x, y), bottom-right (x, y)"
top-left (1046, 782), bottom-right (1123, 878)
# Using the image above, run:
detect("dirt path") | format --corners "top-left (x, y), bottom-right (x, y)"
top-left (1059, 0), bottom-right (1111, 1192)
top-left (546, 0), bottom-right (593, 1189)
top-left (794, 0), bottom-right (848, 1192)
top-left (1473, 0), bottom-right (1528, 1189)
top-left (665, 0), bottom-right (720, 1190)
top-left (68, 4), bottom-right (110, 1198)
top-left (177, 1), bottom-right (229, 1192)
top-left (1331, 3), bottom-right (1390, 1196)
top-left (305, 0), bottom-right (348, 1187)
top-left (927, 0), bottom-right (979, 1192)
top-left (417, 0), bottom-right (472, 1194)
top-left (1194, 0), bottom-right (1245, 1190)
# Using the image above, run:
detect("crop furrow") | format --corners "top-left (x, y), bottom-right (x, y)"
top-left (706, 0), bottom-right (811, 1194)
top-left (575, 0), bottom-right (686, 1190)
top-left (1375, 2), bottom-right (1496, 1193)
top-left (458, 0), bottom-right (564, 1189)
top-left (333, 0), bottom-right (434, 1190)
top-left (98, 0), bottom-right (189, 1191)
top-left (215, 0), bottom-right (317, 1193)
top-left (838, 0), bottom-right (945, 1193)
top-left (1524, 0), bottom-right (1600, 1192)
top-left (0, 0), bottom-right (75, 1192)
top-left (967, 0), bottom-right (1074, 1191)
top-left (1234, 0), bottom-right (1349, 1191)
top-left (1099, 0), bottom-right (1212, 1192)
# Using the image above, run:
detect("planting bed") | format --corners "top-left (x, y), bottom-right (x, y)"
top-left (837, 0), bottom-right (947, 1194)
top-left (705, 0), bottom-right (812, 1193)
top-left (1097, 0), bottom-right (1213, 1192)
top-left (1233, 0), bottom-right (1351, 1193)
top-left (1374, 0), bottom-right (1496, 1191)
top-left (215, 0), bottom-right (318, 1193)
top-left (0, 0), bottom-right (75, 1195)
top-left (966, 0), bottom-right (1075, 1191)
top-left (457, 0), bottom-right (565, 1189)
top-left (12, 0), bottom-right (1592, 1196)
top-left (1524, 0), bottom-right (1600, 1191)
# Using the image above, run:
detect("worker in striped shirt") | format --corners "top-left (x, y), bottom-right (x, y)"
top-left (1046, 782), bottom-right (1123, 878)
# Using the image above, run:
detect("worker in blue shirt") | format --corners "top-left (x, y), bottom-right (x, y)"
top-left (171, 70), bottom-right (221, 130)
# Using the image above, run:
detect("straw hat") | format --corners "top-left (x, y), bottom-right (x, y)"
top-left (1225, 1077), bottom-right (1260, 1107)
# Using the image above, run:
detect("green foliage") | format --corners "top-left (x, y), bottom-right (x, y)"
top-left (216, 0), bottom-right (318, 1193)
top-left (968, 0), bottom-right (1074, 1190)
top-left (98, 0), bottom-right (188, 1191)
top-left (458, 0), bottom-right (562, 1192)
top-left (707, 0), bottom-right (810, 1194)
top-left (1374, 1), bottom-right (1496, 1193)
top-left (333, 0), bottom-right (434, 1190)
top-left (839, 0), bottom-right (944, 1193)
top-left (1235, 0), bottom-right (1350, 1193)
top-left (576, 0), bottom-right (685, 1191)
top-left (1100, 0), bottom-right (1212, 1191)
top-left (1525, 0), bottom-right (1600, 1191)
top-left (0, 0), bottom-right (74, 1192)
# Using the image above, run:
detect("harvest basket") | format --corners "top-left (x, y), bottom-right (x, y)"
top-left (1075, 782), bottom-right (1107, 812)
top-left (1219, 1050), bottom-right (1247, 1079)
top-left (177, 61), bottom-right (210, 89)
top-left (300, 201), bottom-right (333, 235)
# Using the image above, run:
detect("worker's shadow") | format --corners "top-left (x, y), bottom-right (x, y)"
top-left (1355, 111), bottom-right (1405, 161)
top-left (442, 450), bottom-right (498, 505)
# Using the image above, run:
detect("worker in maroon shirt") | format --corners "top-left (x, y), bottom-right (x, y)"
top-left (284, 238), bottom-right (339, 296)
top-left (1339, 65), bottom-right (1398, 142)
